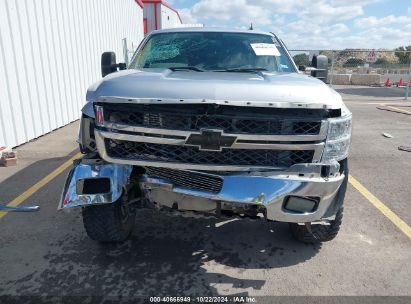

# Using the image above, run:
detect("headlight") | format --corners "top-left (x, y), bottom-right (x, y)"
top-left (322, 114), bottom-right (352, 163)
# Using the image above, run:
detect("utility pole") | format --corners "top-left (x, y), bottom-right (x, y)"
top-left (122, 38), bottom-right (129, 67)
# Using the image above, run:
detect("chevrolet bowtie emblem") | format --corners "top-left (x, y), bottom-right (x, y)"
top-left (185, 130), bottom-right (237, 151)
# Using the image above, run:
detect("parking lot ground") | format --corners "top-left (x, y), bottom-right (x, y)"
top-left (334, 85), bottom-right (409, 99)
top-left (0, 90), bottom-right (411, 299)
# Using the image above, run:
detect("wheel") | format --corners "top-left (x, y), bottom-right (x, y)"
top-left (82, 193), bottom-right (137, 243)
top-left (289, 207), bottom-right (343, 244)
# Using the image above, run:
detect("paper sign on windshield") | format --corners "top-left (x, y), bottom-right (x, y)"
top-left (251, 43), bottom-right (280, 56)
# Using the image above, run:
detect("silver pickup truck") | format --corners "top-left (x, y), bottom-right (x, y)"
top-left (60, 28), bottom-right (352, 244)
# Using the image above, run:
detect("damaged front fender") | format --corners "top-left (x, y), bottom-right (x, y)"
top-left (59, 159), bottom-right (133, 209)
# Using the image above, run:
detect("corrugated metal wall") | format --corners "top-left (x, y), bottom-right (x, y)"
top-left (0, 0), bottom-right (144, 148)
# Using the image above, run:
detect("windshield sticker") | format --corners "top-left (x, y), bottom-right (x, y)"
top-left (251, 43), bottom-right (281, 56)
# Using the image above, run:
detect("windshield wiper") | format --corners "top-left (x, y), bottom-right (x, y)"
top-left (213, 68), bottom-right (269, 73)
top-left (168, 66), bottom-right (204, 72)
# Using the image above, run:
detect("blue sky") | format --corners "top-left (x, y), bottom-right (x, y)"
top-left (167, 0), bottom-right (411, 49)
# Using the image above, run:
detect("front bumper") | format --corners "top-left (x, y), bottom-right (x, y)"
top-left (60, 159), bottom-right (344, 223)
top-left (141, 162), bottom-right (345, 223)
top-left (59, 159), bottom-right (133, 210)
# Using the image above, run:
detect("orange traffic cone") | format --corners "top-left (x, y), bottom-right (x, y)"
top-left (398, 78), bottom-right (404, 86)
top-left (384, 78), bottom-right (391, 87)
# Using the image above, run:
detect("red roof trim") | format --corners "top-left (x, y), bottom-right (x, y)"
top-left (135, 0), bottom-right (144, 8)
top-left (142, 0), bottom-right (182, 23)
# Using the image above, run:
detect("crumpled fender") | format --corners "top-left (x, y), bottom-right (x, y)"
top-left (59, 159), bottom-right (133, 209)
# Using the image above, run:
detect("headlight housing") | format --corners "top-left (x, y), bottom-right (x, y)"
top-left (322, 114), bottom-right (352, 163)
top-left (94, 105), bottom-right (104, 127)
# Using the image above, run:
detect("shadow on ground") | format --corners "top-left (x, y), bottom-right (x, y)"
top-left (1, 151), bottom-right (321, 297)
top-left (2, 209), bottom-right (321, 297)
top-left (0, 149), bottom-right (79, 205)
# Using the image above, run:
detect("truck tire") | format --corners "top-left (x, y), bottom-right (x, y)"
top-left (82, 195), bottom-right (136, 243)
top-left (289, 207), bottom-right (343, 244)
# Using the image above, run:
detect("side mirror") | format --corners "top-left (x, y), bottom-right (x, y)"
top-left (311, 55), bottom-right (328, 83)
top-left (101, 52), bottom-right (126, 77)
top-left (298, 65), bottom-right (306, 72)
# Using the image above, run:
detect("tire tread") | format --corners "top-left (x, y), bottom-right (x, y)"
top-left (82, 203), bottom-right (135, 242)
top-left (290, 207), bottom-right (343, 244)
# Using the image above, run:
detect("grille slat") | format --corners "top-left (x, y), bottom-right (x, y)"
top-left (106, 140), bottom-right (314, 168)
top-left (103, 104), bottom-right (323, 136)
top-left (146, 167), bottom-right (223, 193)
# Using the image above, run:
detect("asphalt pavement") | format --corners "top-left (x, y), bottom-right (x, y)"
top-left (0, 87), bottom-right (410, 301)
top-left (335, 85), bottom-right (409, 98)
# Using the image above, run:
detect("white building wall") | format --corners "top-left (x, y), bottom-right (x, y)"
top-left (160, 5), bottom-right (182, 29)
top-left (0, 0), bottom-right (144, 148)
top-left (143, 1), bottom-right (182, 35)
top-left (143, 3), bottom-right (157, 33)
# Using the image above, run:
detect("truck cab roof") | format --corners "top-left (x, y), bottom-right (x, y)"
top-left (151, 27), bottom-right (275, 36)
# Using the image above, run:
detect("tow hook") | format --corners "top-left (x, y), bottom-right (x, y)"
top-left (305, 222), bottom-right (319, 240)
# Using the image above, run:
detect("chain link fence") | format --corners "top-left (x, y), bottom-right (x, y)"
top-left (289, 50), bottom-right (411, 94)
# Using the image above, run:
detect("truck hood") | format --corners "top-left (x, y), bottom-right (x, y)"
top-left (85, 69), bottom-right (343, 111)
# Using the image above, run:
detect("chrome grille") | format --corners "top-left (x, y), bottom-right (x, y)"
top-left (105, 139), bottom-right (315, 168)
top-left (146, 167), bottom-right (223, 193)
top-left (96, 102), bottom-right (327, 171)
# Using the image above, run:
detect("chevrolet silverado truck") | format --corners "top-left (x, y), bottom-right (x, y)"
top-left (60, 28), bottom-right (352, 244)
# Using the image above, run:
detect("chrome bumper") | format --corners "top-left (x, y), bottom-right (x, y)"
top-left (59, 158), bottom-right (344, 223)
top-left (141, 162), bottom-right (345, 223)
top-left (59, 160), bottom-right (133, 209)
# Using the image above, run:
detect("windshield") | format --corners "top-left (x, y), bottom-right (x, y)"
top-left (131, 32), bottom-right (295, 73)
